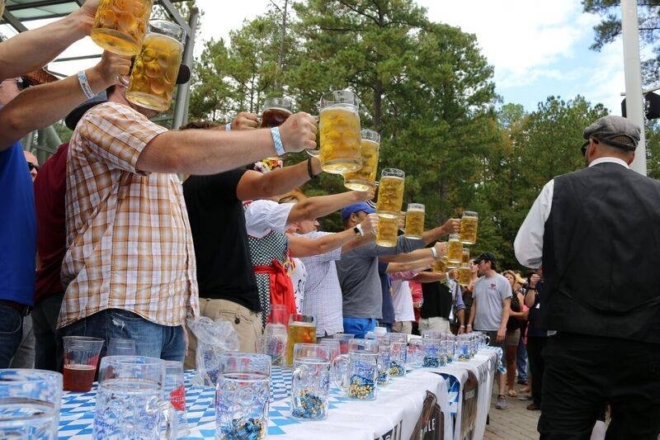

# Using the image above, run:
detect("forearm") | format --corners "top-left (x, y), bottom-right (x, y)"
top-left (253, 159), bottom-right (318, 198)
top-left (412, 271), bottom-right (445, 283)
top-left (458, 309), bottom-right (465, 326)
top-left (468, 300), bottom-right (476, 327)
top-left (289, 229), bottom-right (357, 258)
top-left (137, 128), bottom-right (284, 174)
top-left (0, 69), bottom-right (110, 150)
top-left (383, 258), bottom-right (432, 274)
top-left (380, 247), bottom-right (436, 263)
top-left (287, 191), bottom-right (365, 224)
top-left (499, 303), bottom-right (510, 331)
top-left (0, 14), bottom-right (88, 80)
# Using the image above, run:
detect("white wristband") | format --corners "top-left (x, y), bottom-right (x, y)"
top-left (430, 247), bottom-right (438, 259)
top-left (77, 70), bottom-right (95, 100)
top-left (225, 123), bottom-right (231, 131)
top-left (270, 127), bottom-right (285, 156)
top-left (355, 224), bottom-right (364, 236)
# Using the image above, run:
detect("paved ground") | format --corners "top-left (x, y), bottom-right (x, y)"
top-left (484, 388), bottom-right (540, 440)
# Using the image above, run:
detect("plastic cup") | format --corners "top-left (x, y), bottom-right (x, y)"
top-left (62, 336), bottom-right (104, 392)
top-left (108, 338), bottom-right (137, 356)
top-left (331, 333), bottom-right (355, 354)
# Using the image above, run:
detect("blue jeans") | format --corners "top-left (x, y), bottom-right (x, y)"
top-left (58, 309), bottom-right (185, 363)
top-left (0, 305), bottom-right (24, 368)
top-left (517, 334), bottom-right (528, 382)
top-left (32, 293), bottom-right (64, 371)
top-left (342, 317), bottom-right (377, 339)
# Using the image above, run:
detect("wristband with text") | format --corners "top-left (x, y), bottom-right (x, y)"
top-left (353, 224), bottom-right (364, 236)
top-left (77, 70), bottom-right (95, 99)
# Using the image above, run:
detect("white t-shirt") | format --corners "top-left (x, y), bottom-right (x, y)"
top-left (391, 279), bottom-right (415, 322)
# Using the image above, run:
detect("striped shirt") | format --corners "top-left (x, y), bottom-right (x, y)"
top-left (59, 102), bottom-right (198, 329)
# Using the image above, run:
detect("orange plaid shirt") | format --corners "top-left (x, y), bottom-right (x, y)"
top-left (59, 102), bottom-right (198, 329)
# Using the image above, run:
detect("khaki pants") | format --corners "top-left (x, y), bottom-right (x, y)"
top-left (184, 298), bottom-right (262, 369)
top-left (392, 321), bottom-right (413, 335)
top-left (418, 317), bottom-right (450, 334)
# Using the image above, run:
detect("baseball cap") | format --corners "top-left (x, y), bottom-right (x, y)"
top-left (341, 202), bottom-right (375, 221)
top-left (582, 115), bottom-right (640, 151)
top-left (64, 90), bottom-right (108, 130)
top-left (473, 252), bottom-right (496, 264)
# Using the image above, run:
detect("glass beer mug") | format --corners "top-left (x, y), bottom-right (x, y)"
top-left (376, 168), bottom-right (405, 217)
top-left (404, 203), bottom-right (425, 239)
top-left (260, 97), bottom-right (293, 128)
top-left (91, 0), bottom-right (153, 56)
top-left (125, 20), bottom-right (185, 112)
top-left (343, 129), bottom-right (380, 191)
top-left (460, 211), bottom-right (478, 245)
top-left (315, 90), bottom-right (362, 174)
top-left (447, 233), bottom-right (463, 265)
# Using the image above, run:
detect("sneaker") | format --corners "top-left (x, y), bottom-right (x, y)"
top-left (527, 402), bottom-right (540, 411)
top-left (518, 394), bottom-right (533, 401)
top-left (495, 395), bottom-right (507, 410)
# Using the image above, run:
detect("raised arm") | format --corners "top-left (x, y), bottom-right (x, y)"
top-left (421, 218), bottom-right (460, 245)
top-left (288, 213), bottom-right (378, 257)
top-left (136, 112), bottom-right (318, 175)
top-left (0, 0), bottom-right (99, 80)
top-left (285, 189), bottom-right (373, 224)
top-left (0, 52), bottom-right (130, 151)
top-left (380, 242), bottom-right (446, 263)
top-left (236, 158), bottom-right (322, 201)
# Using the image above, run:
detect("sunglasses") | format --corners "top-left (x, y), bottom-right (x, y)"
top-left (28, 163), bottom-right (40, 172)
top-left (581, 138), bottom-right (599, 156)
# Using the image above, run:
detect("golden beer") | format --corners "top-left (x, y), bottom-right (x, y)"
top-left (91, 0), bottom-right (153, 56)
top-left (376, 168), bottom-right (405, 218)
top-left (458, 266), bottom-right (471, 286)
top-left (433, 257), bottom-right (447, 274)
top-left (461, 248), bottom-right (470, 265)
top-left (318, 90), bottom-right (362, 174)
top-left (343, 129), bottom-right (380, 191)
top-left (286, 321), bottom-right (316, 366)
top-left (447, 234), bottom-right (463, 264)
top-left (126, 22), bottom-right (183, 112)
top-left (460, 211), bottom-right (478, 245)
top-left (376, 214), bottom-right (399, 247)
top-left (404, 203), bottom-right (425, 239)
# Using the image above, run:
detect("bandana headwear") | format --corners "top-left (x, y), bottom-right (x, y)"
top-left (253, 157), bottom-right (284, 174)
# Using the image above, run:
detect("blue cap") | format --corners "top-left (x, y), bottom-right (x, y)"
top-left (341, 202), bottom-right (375, 221)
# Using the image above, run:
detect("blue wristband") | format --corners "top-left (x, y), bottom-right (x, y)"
top-left (225, 123), bottom-right (231, 131)
top-left (270, 127), bottom-right (285, 156)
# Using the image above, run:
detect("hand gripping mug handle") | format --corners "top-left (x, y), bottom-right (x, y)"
top-left (159, 398), bottom-right (178, 439)
top-left (306, 115), bottom-right (321, 157)
top-left (117, 74), bottom-right (131, 88)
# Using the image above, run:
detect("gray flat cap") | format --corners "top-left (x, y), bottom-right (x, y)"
top-left (583, 115), bottom-right (640, 151)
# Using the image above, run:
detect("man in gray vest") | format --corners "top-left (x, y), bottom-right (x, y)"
top-left (514, 115), bottom-right (660, 439)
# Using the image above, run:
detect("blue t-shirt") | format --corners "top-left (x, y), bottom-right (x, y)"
top-left (379, 261), bottom-right (395, 326)
top-left (0, 142), bottom-right (36, 305)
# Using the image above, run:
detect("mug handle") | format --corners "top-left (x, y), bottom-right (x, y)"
top-left (330, 354), bottom-right (349, 392)
top-left (117, 74), bottom-right (130, 88)
top-left (159, 399), bottom-right (178, 439)
top-left (306, 114), bottom-right (320, 157)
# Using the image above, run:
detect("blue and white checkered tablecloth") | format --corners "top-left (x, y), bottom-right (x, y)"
top-left (58, 366), bottom-right (452, 440)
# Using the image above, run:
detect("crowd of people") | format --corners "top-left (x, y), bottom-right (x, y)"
top-left (2, 1), bottom-right (659, 438)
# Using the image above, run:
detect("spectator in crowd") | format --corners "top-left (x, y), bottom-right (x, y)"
top-left (467, 252), bottom-right (512, 410)
top-left (522, 269), bottom-right (545, 411)
top-left (515, 115), bottom-right (660, 438)
top-left (415, 267), bottom-right (466, 334)
top-left (390, 271), bottom-right (420, 335)
top-left (23, 151), bottom-right (39, 181)
top-left (410, 280), bottom-right (423, 335)
top-left (502, 270), bottom-right (527, 398)
top-left (58, 75), bottom-right (317, 361)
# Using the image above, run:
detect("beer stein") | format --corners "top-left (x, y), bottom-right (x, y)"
top-left (260, 97), bottom-right (293, 128)
top-left (315, 90), bottom-right (362, 174)
top-left (332, 339), bottom-right (379, 400)
top-left (404, 203), bottom-right (425, 239)
top-left (258, 323), bottom-right (288, 366)
top-left (91, 0), bottom-right (153, 56)
top-left (343, 129), bottom-right (380, 191)
top-left (94, 356), bottom-right (177, 439)
top-left (286, 314), bottom-right (316, 366)
top-left (447, 233), bottom-right (463, 265)
top-left (376, 168), bottom-right (405, 217)
top-left (0, 370), bottom-right (62, 439)
top-left (216, 353), bottom-right (270, 440)
top-left (456, 335), bottom-right (472, 362)
top-left (126, 20), bottom-right (185, 112)
top-left (376, 213), bottom-right (399, 247)
top-left (460, 211), bottom-right (478, 245)
top-left (422, 338), bottom-right (446, 368)
top-left (387, 337), bottom-right (407, 377)
top-left (291, 344), bottom-right (331, 420)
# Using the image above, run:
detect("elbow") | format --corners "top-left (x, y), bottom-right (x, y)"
top-left (0, 111), bottom-right (27, 149)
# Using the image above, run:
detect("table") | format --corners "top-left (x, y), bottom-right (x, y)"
top-left (432, 346), bottom-right (502, 440)
top-left (59, 367), bottom-right (450, 439)
top-left (58, 348), bottom-right (499, 439)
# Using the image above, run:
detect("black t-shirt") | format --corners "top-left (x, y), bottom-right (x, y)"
top-left (420, 276), bottom-right (452, 320)
top-left (183, 169), bottom-right (260, 311)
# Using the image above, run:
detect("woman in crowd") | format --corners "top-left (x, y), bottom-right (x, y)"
top-left (502, 270), bottom-right (527, 397)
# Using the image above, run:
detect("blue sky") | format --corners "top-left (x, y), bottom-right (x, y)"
top-left (1, 0), bottom-right (629, 114)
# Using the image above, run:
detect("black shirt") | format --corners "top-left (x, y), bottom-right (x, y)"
top-left (420, 275), bottom-right (452, 320)
top-left (183, 169), bottom-right (260, 311)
